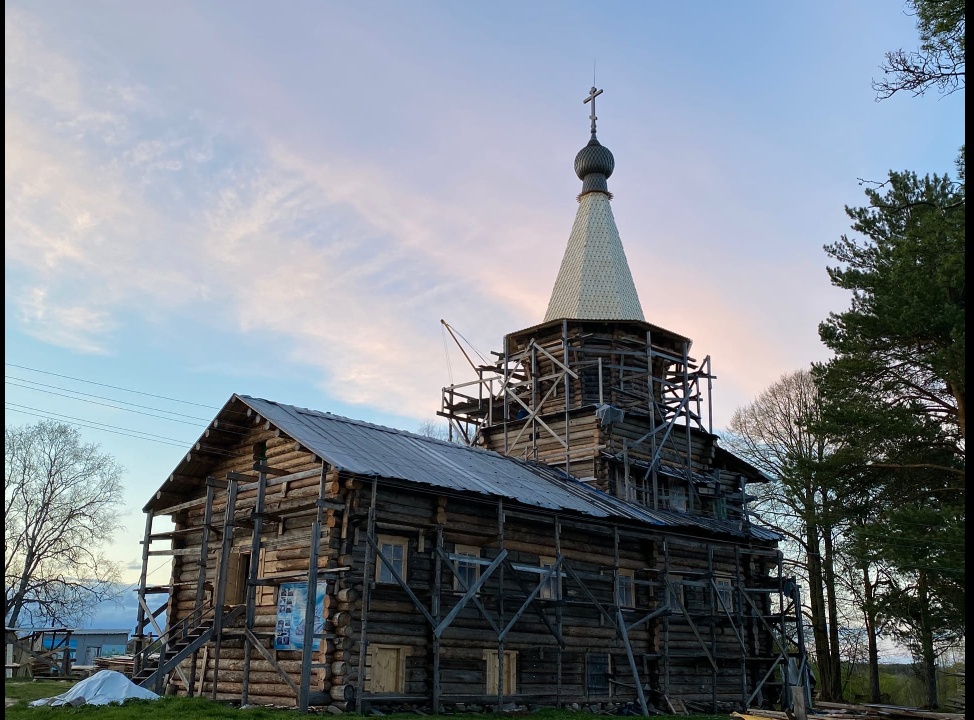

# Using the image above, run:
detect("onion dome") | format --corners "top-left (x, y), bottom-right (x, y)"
top-left (574, 136), bottom-right (615, 196)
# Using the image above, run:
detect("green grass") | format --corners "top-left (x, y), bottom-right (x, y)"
top-left (3, 681), bottom-right (732, 720)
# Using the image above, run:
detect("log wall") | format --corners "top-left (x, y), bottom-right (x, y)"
top-left (145, 402), bottom-right (783, 712)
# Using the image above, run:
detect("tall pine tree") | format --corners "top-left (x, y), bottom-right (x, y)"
top-left (814, 149), bottom-right (965, 707)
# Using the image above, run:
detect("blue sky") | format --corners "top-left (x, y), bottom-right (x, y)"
top-left (4, 1), bottom-right (964, 645)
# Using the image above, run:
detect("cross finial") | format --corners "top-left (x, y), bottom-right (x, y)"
top-left (583, 86), bottom-right (603, 137)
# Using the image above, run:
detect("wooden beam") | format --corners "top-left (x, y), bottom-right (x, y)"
top-left (252, 462), bottom-right (290, 476)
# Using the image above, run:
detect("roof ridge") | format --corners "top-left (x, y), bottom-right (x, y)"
top-left (237, 394), bottom-right (496, 454)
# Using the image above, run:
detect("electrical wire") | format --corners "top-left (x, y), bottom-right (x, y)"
top-left (5, 376), bottom-right (213, 422)
top-left (5, 404), bottom-right (195, 447)
top-left (5, 380), bottom-right (209, 426)
top-left (5, 362), bottom-right (222, 409)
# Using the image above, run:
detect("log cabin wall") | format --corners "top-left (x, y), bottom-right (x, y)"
top-left (337, 479), bottom-right (780, 712)
top-left (139, 395), bottom-right (793, 714)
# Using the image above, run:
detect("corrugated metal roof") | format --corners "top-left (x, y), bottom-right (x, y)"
top-left (237, 395), bottom-right (777, 541)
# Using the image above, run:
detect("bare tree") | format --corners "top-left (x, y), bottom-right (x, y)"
top-left (873, 0), bottom-right (965, 100)
top-left (415, 418), bottom-right (464, 444)
top-left (5, 421), bottom-right (125, 627)
top-left (724, 369), bottom-right (847, 701)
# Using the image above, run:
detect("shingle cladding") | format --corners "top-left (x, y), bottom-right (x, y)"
top-left (543, 192), bottom-right (645, 323)
top-left (234, 395), bottom-right (777, 541)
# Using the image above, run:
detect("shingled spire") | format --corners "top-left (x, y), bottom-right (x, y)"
top-left (543, 87), bottom-right (645, 323)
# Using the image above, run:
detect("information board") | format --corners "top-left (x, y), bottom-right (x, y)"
top-left (274, 581), bottom-right (327, 651)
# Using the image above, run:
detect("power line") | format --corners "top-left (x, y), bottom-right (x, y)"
top-left (5, 404), bottom-right (194, 447)
top-left (5, 380), bottom-right (210, 426)
top-left (5, 375), bottom-right (214, 422)
top-left (6, 404), bottom-right (252, 462)
top-left (5, 362), bottom-right (221, 409)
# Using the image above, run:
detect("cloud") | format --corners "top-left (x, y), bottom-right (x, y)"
top-left (2, 4), bottom-right (845, 429)
top-left (13, 288), bottom-right (114, 354)
top-left (3, 7), bottom-right (537, 420)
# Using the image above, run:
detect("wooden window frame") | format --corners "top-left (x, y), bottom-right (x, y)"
top-left (669, 482), bottom-right (688, 512)
top-left (715, 574), bottom-right (735, 613)
top-left (452, 544), bottom-right (481, 592)
top-left (375, 534), bottom-right (409, 584)
top-left (616, 569), bottom-right (635, 608)
top-left (538, 556), bottom-right (561, 600)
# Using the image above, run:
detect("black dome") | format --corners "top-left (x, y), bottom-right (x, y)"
top-left (574, 137), bottom-right (615, 180)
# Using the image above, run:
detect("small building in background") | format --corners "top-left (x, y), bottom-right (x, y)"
top-left (6, 627), bottom-right (129, 677)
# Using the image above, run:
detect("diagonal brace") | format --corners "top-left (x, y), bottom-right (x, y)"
top-left (498, 559), bottom-right (563, 645)
top-left (665, 580), bottom-right (718, 672)
top-left (368, 535), bottom-right (436, 627)
top-left (434, 549), bottom-right (508, 638)
top-left (501, 557), bottom-right (565, 647)
top-left (562, 560), bottom-right (619, 632)
top-left (434, 547), bottom-right (503, 637)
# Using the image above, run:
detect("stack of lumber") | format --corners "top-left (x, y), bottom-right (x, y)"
top-left (92, 654), bottom-right (139, 676)
top-left (735, 702), bottom-right (966, 720)
top-left (944, 672), bottom-right (964, 714)
top-left (815, 701), bottom-right (966, 720)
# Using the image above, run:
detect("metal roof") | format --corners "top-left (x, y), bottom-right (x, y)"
top-left (233, 396), bottom-right (777, 541)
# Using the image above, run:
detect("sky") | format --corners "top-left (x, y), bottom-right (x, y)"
top-left (4, 0), bottom-right (964, 646)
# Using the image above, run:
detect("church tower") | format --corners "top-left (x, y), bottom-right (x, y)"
top-left (442, 87), bottom-right (753, 520)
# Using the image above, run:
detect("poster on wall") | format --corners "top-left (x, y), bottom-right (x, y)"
top-left (274, 581), bottom-right (328, 651)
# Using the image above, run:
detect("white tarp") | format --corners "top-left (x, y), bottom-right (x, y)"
top-left (29, 670), bottom-right (160, 707)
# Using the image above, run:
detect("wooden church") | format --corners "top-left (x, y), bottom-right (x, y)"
top-left (135, 88), bottom-right (809, 714)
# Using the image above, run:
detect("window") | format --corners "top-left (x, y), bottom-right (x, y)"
top-left (538, 556), bottom-right (561, 600)
top-left (670, 576), bottom-right (701, 611)
top-left (715, 575), bottom-right (734, 612)
top-left (452, 544), bottom-right (481, 591)
top-left (586, 652), bottom-right (611, 696)
top-left (484, 649), bottom-right (517, 695)
top-left (669, 483), bottom-right (688, 512)
top-left (370, 645), bottom-right (408, 693)
top-left (616, 569), bottom-right (635, 608)
top-left (679, 581), bottom-right (707, 612)
top-left (375, 535), bottom-right (408, 584)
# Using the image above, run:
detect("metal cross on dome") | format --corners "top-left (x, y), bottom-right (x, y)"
top-left (584, 85), bottom-right (603, 136)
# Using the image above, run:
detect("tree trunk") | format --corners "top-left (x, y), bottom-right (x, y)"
top-left (862, 563), bottom-right (881, 704)
top-left (822, 517), bottom-right (843, 700)
top-left (918, 571), bottom-right (938, 709)
top-left (806, 516), bottom-right (837, 701)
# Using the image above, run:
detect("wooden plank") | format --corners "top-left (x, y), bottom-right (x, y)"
top-left (244, 628), bottom-right (300, 697)
top-left (618, 606), bottom-right (650, 716)
top-left (253, 462), bottom-right (290, 476)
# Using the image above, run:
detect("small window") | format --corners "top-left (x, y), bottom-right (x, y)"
top-left (616, 569), bottom-right (635, 608)
top-left (670, 483), bottom-right (688, 512)
top-left (586, 652), bottom-right (611, 696)
top-left (680, 582), bottom-right (706, 612)
top-left (715, 575), bottom-right (734, 612)
top-left (375, 535), bottom-right (408, 584)
top-left (370, 644), bottom-right (408, 693)
top-left (669, 576), bottom-right (697, 610)
top-left (539, 556), bottom-right (561, 600)
top-left (452, 544), bottom-right (481, 591)
top-left (484, 649), bottom-right (517, 695)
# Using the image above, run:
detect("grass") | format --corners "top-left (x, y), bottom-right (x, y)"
top-left (3, 681), bottom-right (732, 720)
